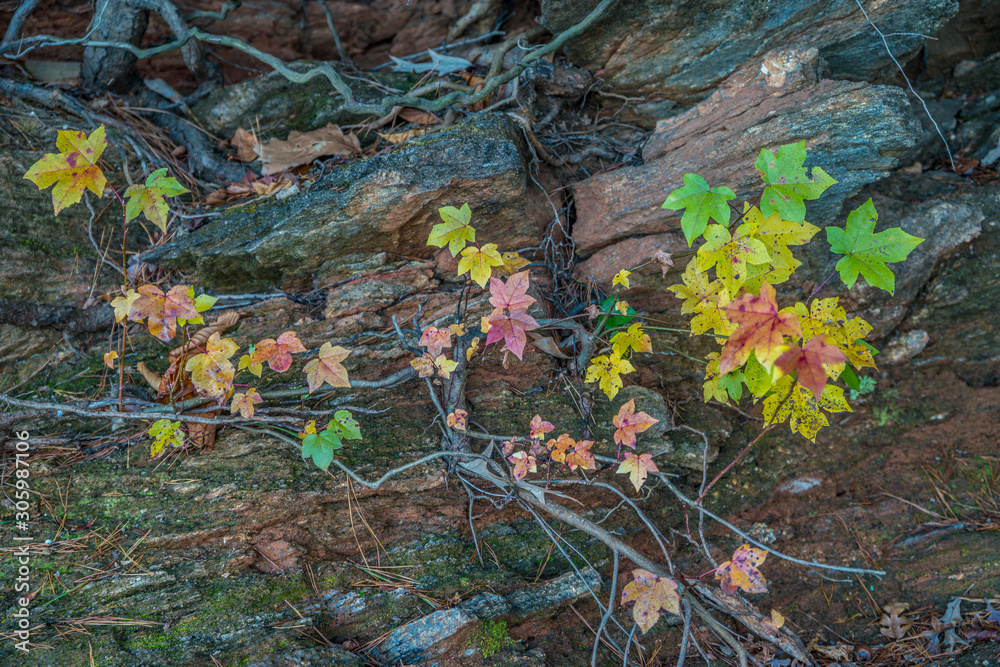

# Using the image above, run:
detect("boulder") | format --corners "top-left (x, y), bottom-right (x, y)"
top-left (572, 48), bottom-right (921, 261)
top-left (540, 0), bottom-right (957, 100)
top-left (144, 114), bottom-right (552, 291)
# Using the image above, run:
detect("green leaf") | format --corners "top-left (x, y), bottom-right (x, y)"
top-left (744, 350), bottom-right (773, 398)
top-left (840, 365), bottom-right (861, 392)
top-left (662, 173), bottom-right (735, 246)
top-left (599, 297), bottom-right (636, 329)
top-left (826, 199), bottom-right (923, 295)
top-left (427, 203), bottom-right (475, 256)
top-left (123, 168), bottom-right (189, 233)
top-left (755, 142), bottom-right (837, 223)
top-left (330, 410), bottom-right (362, 440)
top-left (301, 430), bottom-right (341, 471)
top-left (717, 370), bottom-right (744, 401)
top-left (178, 289), bottom-right (217, 326)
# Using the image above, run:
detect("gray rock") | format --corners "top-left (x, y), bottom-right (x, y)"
top-left (458, 592), bottom-right (513, 619)
top-left (506, 566), bottom-right (601, 621)
top-left (192, 63), bottom-right (419, 139)
top-left (143, 114), bottom-right (549, 291)
top-left (369, 608), bottom-right (480, 665)
top-left (571, 48), bottom-right (921, 259)
top-left (540, 0), bottom-right (956, 100)
top-left (882, 329), bottom-right (930, 365)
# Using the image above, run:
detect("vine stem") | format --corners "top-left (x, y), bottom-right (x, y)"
top-left (694, 381), bottom-right (796, 505)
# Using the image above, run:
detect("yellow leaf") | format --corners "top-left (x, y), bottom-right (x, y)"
top-left (500, 251), bottom-right (530, 275)
top-left (185, 333), bottom-right (238, 400)
top-left (698, 219), bottom-right (771, 296)
top-left (585, 352), bottom-right (635, 399)
top-left (111, 288), bottom-right (140, 323)
top-left (104, 350), bottom-right (118, 369)
top-left (612, 269), bottom-right (631, 289)
top-left (611, 323), bottom-right (652, 357)
top-left (762, 376), bottom-right (852, 442)
top-left (458, 243), bottom-right (503, 287)
top-left (434, 355), bottom-right (458, 379)
top-left (466, 336), bottom-right (480, 361)
top-left (668, 262), bottom-right (721, 314)
top-left (24, 125), bottom-right (108, 214)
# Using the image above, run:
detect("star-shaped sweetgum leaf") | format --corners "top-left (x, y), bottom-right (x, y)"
top-left (617, 451), bottom-right (659, 491)
top-left (661, 173), bottom-right (735, 246)
top-left (427, 203), bottom-right (475, 256)
top-left (130, 284), bottom-right (199, 342)
top-left (719, 281), bottom-right (801, 375)
top-left (613, 398), bottom-right (659, 450)
top-left (458, 243), bottom-right (503, 287)
top-left (489, 270), bottom-right (535, 312)
top-left (304, 343), bottom-right (351, 392)
top-left (24, 125), bottom-right (108, 214)
top-left (486, 308), bottom-right (539, 360)
top-left (715, 544), bottom-right (768, 595)
top-left (773, 334), bottom-right (846, 400)
top-left (124, 168), bottom-right (189, 233)
top-left (251, 331), bottom-right (307, 373)
top-left (621, 569), bottom-right (680, 634)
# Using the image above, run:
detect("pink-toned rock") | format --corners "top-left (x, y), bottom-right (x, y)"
top-left (571, 48), bottom-right (921, 256)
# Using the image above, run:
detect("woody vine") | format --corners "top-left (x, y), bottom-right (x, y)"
top-left (5, 125), bottom-right (922, 665)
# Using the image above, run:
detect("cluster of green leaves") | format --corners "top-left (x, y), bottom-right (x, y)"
top-left (24, 126), bottom-right (361, 469)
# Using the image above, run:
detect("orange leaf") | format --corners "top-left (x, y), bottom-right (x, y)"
top-left (447, 409), bottom-right (468, 430)
top-left (303, 343), bottom-right (350, 392)
top-left (719, 281), bottom-right (801, 375)
top-left (230, 388), bottom-right (263, 418)
top-left (251, 331), bottom-right (307, 372)
top-left (773, 334), bottom-right (846, 400)
top-left (621, 569), bottom-right (680, 633)
top-left (103, 351), bottom-right (118, 369)
top-left (617, 452), bottom-right (659, 491)
top-left (612, 399), bottom-right (659, 450)
top-left (24, 125), bottom-right (108, 214)
top-left (130, 285), bottom-right (199, 342)
top-left (185, 333), bottom-right (238, 400)
top-left (715, 544), bottom-right (768, 595)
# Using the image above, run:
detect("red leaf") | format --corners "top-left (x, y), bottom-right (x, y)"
top-left (486, 308), bottom-right (539, 360)
top-left (774, 334), bottom-right (846, 400)
top-left (489, 270), bottom-right (535, 312)
top-left (719, 281), bottom-right (801, 374)
top-left (251, 331), bottom-right (307, 372)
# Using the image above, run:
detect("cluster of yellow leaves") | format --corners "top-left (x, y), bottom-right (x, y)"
top-left (667, 201), bottom-right (877, 441)
top-left (586, 322), bottom-right (650, 400)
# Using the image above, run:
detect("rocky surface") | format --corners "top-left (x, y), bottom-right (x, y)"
top-left (144, 114), bottom-right (552, 291)
top-left (572, 48), bottom-right (922, 262)
top-left (540, 0), bottom-right (957, 100)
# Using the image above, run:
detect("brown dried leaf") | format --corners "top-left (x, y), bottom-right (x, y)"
top-left (376, 128), bottom-right (428, 145)
top-left (259, 124), bottom-right (361, 175)
top-left (230, 127), bottom-right (260, 162)
top-left (398, 108), bottom-right (442, 125)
